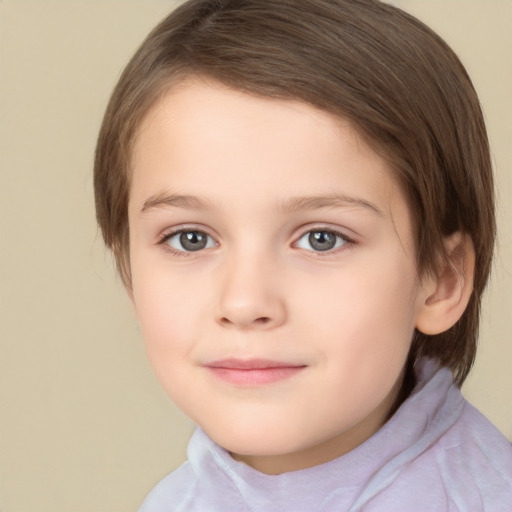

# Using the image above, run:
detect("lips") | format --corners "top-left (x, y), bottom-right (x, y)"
top-left (203, 359), bottom-right (307, 386)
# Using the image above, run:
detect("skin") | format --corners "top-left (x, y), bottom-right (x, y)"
top-left (127, 78), bottom-right (440, 475)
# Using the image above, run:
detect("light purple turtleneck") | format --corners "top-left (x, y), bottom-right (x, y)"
top-left (139, 359), bottom-right (512, 511)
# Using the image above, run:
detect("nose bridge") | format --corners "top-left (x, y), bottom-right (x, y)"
top-left (215, 242), bottom-right (286, 330)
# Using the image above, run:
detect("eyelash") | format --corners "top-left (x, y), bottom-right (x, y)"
top-left (294, 228), bottom-right (354, 256)
top-left (157, 226), bottom-right (355, 257)
top-left (157, 228), bottom-right (216, 257)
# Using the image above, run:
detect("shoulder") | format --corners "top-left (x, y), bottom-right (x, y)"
top-left (435, 400), bottom-right (512, 490)
top-left (406, 360), bottom-right (512, 489)
top-left (389, 399), bottom-right (512, 511)
top-left (362, 373), bottom-right (512, 512)
top-left (138, 462), bottom-right (197, 512)
top-left (137, 428), bottom-right (250, 512)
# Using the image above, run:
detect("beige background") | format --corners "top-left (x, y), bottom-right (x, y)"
top-left (0, 1), bottom-right (510, 511)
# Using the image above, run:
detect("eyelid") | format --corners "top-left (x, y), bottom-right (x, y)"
top-left (155, 223), bottom-right (356, 256)
top-left (157, 223), bottom-right (217, 241)
top-left (157, 225), bottom-right (218, 254)
top-left (292, 225), bottom-right (356, 254)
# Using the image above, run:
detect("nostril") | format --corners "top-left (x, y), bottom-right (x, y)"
top-left (218, 316), bottom-right (272, 328)
top-left (254, 317), bottom-right (271, 325)
top-left (220, 317), bottom-right (233, 327)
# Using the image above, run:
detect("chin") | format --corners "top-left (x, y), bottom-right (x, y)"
top-left (210, 419), bottom-right (330, 463)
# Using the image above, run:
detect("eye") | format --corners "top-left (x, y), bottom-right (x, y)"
top-left (163, 230), bottom-right (216, 252)
top-left (296, 229), bottom-right (349, 252)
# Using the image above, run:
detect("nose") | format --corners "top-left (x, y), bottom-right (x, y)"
top-left (215, 252), bottom-right (287, 330)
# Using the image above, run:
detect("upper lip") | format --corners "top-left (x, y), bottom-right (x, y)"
top-left (204, 358), bottom-right (306, 370)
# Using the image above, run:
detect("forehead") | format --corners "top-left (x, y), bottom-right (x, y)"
top-left (129, 79), bottom-right (410, 229)
top-left (132, 77), bottom-right (364, 168)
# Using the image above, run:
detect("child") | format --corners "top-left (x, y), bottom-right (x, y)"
top-left (94, 0), bottom-right (512, 510)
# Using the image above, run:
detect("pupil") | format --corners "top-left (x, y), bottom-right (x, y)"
top-left (309, 231), bottom-right (336, 251)
top-left (180, 231), bottom-right (207, 251)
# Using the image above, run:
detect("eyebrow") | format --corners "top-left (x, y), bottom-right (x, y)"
top-left (140, 192), bottom-right (384, 217)
top-left (278, 194), bottom-right (385, 217)
top-left (141, 193), bottom-right (214, 213)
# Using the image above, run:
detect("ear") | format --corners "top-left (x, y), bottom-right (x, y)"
top-left (415, 232), bottom-right (475, 335)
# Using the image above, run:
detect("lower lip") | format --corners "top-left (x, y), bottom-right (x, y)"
top-left (206, 366), bottom-right (306, 386)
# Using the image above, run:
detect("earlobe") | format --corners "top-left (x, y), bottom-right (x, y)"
top-left (415, 233), bottom-right (475, 335)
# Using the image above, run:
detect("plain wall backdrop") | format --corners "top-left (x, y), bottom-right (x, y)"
top-left (0, 1), bottom-right (510, 511)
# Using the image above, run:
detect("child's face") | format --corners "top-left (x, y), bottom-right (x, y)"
top-left (128, 78), bottom-right (428, 474)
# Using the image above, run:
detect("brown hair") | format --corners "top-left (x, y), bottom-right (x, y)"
top-left (94, 0), bottom-right (495, 386)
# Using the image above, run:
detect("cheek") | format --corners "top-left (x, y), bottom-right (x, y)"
top-left (131, 264), bottom-right (206, 360)
top-left (133, 281), bottom-right (206, 401)
top-left (299, 254), bottom-right (418, 371)
top-left (299, 269), bottom-right (417, 424)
